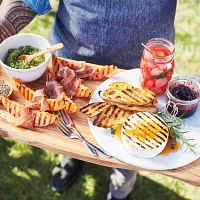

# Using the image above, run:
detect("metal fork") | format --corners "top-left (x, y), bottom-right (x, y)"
top-left (58, 109), bottom-right (112, 158)
top-left (57, 120), bottom-right (97, 156)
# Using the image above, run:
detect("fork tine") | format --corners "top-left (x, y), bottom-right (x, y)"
top-left (60, 120), bottom-right (74, 134)
top-left (57, 119), bottom-right (98, 156)
top-left (58, 120), bottom-right (75, 136)
top-left (57, 121), bottom-right (71, 137)
top-left (61, 109), bottom-right (73, 125)
top-left (59, 110), bottom-right (68, 125)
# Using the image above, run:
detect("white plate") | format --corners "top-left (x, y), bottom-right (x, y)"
top-left (88, 69), bottom-right (200, 170)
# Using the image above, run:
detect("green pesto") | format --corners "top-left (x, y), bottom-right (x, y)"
top-left (5, 46), bottom-right (45, 69)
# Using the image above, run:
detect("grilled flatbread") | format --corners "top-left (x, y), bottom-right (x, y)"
top-left (121, 112), bottom-right (169, 158)
top-left (80, 102), bottom-right (137, 128)
top-left (92, 105), bottom-right (136, 128)
top-left (80, 102), bottom-right (110, 118)
top-left (114, 103), bottom-right (158, 113)
top-left (99, 82), bottom-right (157, 106)
top-left (99, 97), bottom-right (158, 112)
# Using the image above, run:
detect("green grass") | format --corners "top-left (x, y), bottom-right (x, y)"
top-left (175, 0), bottom-right (200, 75)
top-left (1, 1), bottom-right (200, 200)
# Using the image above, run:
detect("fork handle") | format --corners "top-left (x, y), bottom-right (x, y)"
top-left (71, 127), bottom-right (111, 158)
top-left (84, 141), bottom-right (112, 158)
top-left (82, 140), bottom-right (98, 157)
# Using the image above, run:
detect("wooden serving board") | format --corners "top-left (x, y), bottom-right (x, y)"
top-left (0, 66), bottom-right (200, 187)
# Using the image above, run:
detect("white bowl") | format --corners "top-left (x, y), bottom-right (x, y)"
top-left (0, 33), bottom-right (51, 83)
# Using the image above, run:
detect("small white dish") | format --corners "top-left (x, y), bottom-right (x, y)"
top-left (0, 33), bottom-right (51, 83)
top-left (0, 79), bottom-right (13, 98)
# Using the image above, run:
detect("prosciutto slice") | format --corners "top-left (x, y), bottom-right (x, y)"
top-left (14, 108), bottom-right (36, 130)
top-left (48, 60), bottom-right (88, 98)
top-left (32, 89), bottom-right (50, 111)
top-left (46, 80), bottom-right (65, 100)
top-left (53, 67), bottom-right (82, 97)
top-left (25, 101), bottom-right (40, 110)
top-left (56, 67), bottom-right (75, 87)
top-left (70, 61), bottom-right (95, 78)
top-left (63, 78), bottom-right (82, 97)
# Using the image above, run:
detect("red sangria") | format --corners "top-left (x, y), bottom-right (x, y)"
top-left (140, 38), bottom-right (175, 95)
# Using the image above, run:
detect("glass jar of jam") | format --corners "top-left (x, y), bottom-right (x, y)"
top-left (140, 38), bottom-right (175, 95)
top-left (166, 76), bottom-right (200, 118)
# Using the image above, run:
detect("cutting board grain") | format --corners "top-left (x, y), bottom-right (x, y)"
top-left (0, 65), bottom-right (200, 187)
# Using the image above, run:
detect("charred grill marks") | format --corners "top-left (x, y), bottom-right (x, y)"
top-left (123, 112), bottom-right (169, 149)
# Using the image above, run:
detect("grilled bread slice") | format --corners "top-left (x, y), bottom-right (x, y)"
top-left (92, 105), bottom-right (136, 128)
top-left (80, 102), bottom-right (111, 118)
top-left (100, 98), bottom-right (158, 113)
top-left (99, 82), bottom-right (157, 106)
top-left (121, 112), bottom-right (169, 158)
top-left (114, 103), bottom-right (158, 113)
top-left (80, 102), bottom-right (136, 128)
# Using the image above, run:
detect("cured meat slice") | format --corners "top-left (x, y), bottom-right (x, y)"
top-left (14, 111), bottom-right (36, 130)
top-left (32, 89), bottom-right (50, 111)
top-left (67, 61), bottom-right (95, 78)
top-left (0, 96), bottom-right (58, 128)
top-left (56, 56), bottom-right (117, 80)
top-left (63, 78), bottom-right (82, 97)
top-left (56, 67), bottom-right (75, 86)
top-left (46, 80), bottom-right (65, 100)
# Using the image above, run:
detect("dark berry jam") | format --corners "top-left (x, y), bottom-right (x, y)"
top-left (170, 85), bottom-right (197, 101)
top-left (167, 83), bottom-right (199, 118)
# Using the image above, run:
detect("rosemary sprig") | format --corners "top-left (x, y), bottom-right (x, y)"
top-left (156, 110), bottom-right (196, 154)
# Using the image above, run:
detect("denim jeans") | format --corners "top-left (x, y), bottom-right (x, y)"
top-left (109, 168), bottom-right (137, 199)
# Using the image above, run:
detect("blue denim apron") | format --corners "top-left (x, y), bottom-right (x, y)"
top-left (49, 0), bottom-right (177, 69)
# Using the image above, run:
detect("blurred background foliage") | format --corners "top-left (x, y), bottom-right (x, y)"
top-left (0, 0), bottom-right (200, 200)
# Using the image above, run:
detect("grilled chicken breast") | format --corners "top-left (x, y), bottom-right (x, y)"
top-left (121, 112), bottom-right (169, 158)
